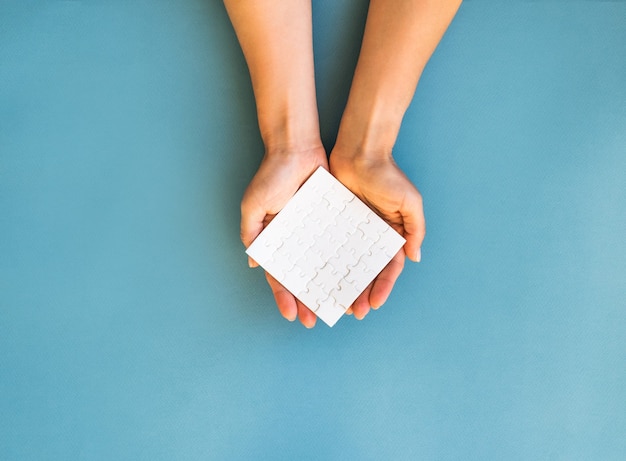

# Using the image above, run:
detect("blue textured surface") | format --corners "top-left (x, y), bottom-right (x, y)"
top-left (1, 1), bottom-right (625, 460)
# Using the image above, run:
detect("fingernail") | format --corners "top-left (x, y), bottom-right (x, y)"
top-left (415, 248), bottom-right (421, 262)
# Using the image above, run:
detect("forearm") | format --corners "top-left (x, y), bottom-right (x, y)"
top-left (335, 0), bottom-right (462, 158)
top-left (223, 0), bottom-right (321, 152)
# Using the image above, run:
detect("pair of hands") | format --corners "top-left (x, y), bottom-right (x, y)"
top-left (225, 0), bottom-right (461, 327)
top-left (241, 145), bottom-right (425, 328)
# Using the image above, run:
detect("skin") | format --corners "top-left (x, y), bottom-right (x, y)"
top-left (224, 0), bottom-right (462, 327)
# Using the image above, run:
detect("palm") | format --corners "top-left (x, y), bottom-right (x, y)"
top-left (241, 147), bottom-right (328, 328)
top-left (330, 155), bottom-right (425, 319)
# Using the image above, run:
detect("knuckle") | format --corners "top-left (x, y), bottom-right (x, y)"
top-left (240, 196), bottom-right (251, 214)
top-left (414, 191), bottom-right (423, 207)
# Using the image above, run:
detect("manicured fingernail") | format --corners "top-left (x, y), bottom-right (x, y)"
top-left (415, 248), bottom-right (421, 262)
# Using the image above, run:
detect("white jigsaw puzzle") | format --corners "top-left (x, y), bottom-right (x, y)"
top-left (246, 167), bottom-right (406, 327)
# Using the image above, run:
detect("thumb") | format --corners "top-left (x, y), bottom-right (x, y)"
top-left (400, 189), bottom-right (426, 262)
top-left (240, 199), bottom-right (266, 268)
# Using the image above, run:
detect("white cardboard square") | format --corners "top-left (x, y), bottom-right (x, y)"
top-left (246, 167), bottom-right (406, 327)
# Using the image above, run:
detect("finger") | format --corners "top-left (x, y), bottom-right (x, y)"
top-left (240, 194), bottom-right (267, 249)
top-left (369, 248), bottom-right (405, 309)
top-left (400, 189), bottom-right (426, 262)
top-left (297, 300), bottom-right (317, 329)
top-left (265, 272), bottom-right (297, 322)
top-left (352, 284), bottom-right (372, 320)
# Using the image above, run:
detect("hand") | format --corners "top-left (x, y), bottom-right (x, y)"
top-left (241, 145), bottom-right (328, 328)
top-left (329, 152), bottom-right (425, 320)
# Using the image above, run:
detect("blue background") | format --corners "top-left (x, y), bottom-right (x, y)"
top-left (1, 1), bottom-right (625, 459)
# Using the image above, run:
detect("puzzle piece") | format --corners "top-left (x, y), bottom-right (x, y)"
top-left (246, 167), bottom-right (406, 327)
top-left (330, 278), bottom-right (361, 309)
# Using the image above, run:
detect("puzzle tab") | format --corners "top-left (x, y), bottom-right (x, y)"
top-left (246, 167), bottom-right (406, 327)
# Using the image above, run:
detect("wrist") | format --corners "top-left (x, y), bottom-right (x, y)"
top-left (257, 102), bottom-right (322, 157)
top-left (333, 96), bottom-right (404, 162)
top-left (330, 144), bottom-right (395, 183)
top-left (260, 121), bottom-right (322, 158)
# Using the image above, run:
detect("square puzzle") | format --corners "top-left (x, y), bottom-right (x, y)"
top-left (246, 167), bottom-right (406, 327)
